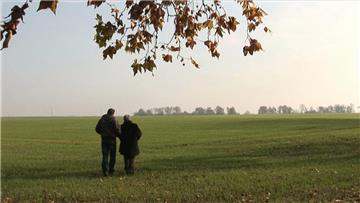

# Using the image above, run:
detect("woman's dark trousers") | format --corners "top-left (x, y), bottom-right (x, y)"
top-left (123, 156), bottom-right (135, 175)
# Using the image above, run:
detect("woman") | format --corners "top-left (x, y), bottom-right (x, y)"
top-left (119, 115), bottom-right (142, 175)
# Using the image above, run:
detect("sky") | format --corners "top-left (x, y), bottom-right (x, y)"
top-left (1, 1), bottom-right (359, 116)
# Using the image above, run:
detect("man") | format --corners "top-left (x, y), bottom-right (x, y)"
top-left (119, 115), bottom-right (142, 175)
top-left (95, 108), bottom-right (121, 176)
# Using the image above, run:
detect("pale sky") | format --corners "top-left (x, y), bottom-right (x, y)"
top-left (1, 1), bottom-right (359, 116)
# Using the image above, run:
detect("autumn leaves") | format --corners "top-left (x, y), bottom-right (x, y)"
top-left (1, 0), bottom-right (269, 75)
top-left (0, 2), bottom-right (28, 50)
top-left (0, 0), bottom-right (59, 50)
top-left (94, 0), bottom-right (268, 75)
top-left (37, 0), bottom-right (58, 14)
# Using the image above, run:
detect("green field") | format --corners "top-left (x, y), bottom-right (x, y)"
top-left (1, 114), bottom-right (360, 202)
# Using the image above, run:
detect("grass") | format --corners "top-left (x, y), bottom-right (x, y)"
top-left (1, 114), bottom-right (360, 202)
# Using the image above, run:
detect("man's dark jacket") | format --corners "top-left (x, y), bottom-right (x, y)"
top-left (95, 114), bottom-right (120, 143)
top-left (119, 121), bottom-right (142, 157)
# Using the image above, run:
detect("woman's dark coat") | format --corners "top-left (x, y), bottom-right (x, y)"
top-left (119, 121), bottom-right (142, 157)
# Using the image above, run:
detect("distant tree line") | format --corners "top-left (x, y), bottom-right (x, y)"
top-left (258, 105), bottom-right (294, 114)
top-left (134, 104), bottom-right (355, 116)
top-left (258, 104), bottom-right (355, 114)
top-left (134, 106), bottom-right (239, 116)
top-left (134, 106), bottom-right (182, 116)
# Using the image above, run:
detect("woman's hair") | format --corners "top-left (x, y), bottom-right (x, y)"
top-left (123, 114), bottom-right (131, 121)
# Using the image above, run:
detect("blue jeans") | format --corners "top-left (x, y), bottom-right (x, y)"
top-left (101, 141), bottom-right (116, 174)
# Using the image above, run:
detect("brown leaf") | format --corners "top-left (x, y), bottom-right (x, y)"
top-left (0, 31), bottom-right (4, 41)
top-left (191, 57), bottom-right (199, 68)
top-left (248, 23), bottom-right (256, 32)
top-left (1, 30), bottom-right (13, 50)
top-left (162, 54), bottom-right (172, 63)
top-left (143, 57), bottom-right (156, 72)
top-left (103, 46), bottom-right (116, 59)
top-left (243, 46), bottom-right (248, 56)
top-left (129, 3), bottom-right (143, 20)
top-left (168, 46), bottom-right (180, 52)
top-left (249, 47), bottom-right (254, 55)
top-left (204, 40), bottom-right (212, 48)
top-left (8, 3), bottom-right (28, 23)
top-left (115, 40), bottom-right (123, 50)
top-left (249, 39), bottom-right (262, 51)
top-left (126, 0), bottom-right (134, 8)
top-left (254, 41), bottom-right (262, 51)
top-left (185, 37), bottom-right (196, 49)
top-left (264, 26), bottom-right (271, 33)
top-left (215, 27), bottom-right (223, 37)
top-left (118, 27), bottom-right (125, 34)
top-left (227, 16), bottom-right (239, 32)
top-left (131, 59), bottom-right (142, 75)
top-left (87, 0), bottom-right (105, 8)
top-left (212, 50), bottom-right (220, 58)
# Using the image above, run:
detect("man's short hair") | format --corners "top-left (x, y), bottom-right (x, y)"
top-left (123, 114), bottom-right (130, 121)
top-left (107, 108), bottom-right (115, 115)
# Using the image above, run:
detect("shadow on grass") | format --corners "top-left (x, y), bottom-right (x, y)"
top-left (140, 153), bottom-right (359, 173)
top-left (1, 166), bottom-right (101, 180)
top-left (2, 153), bottom-right (359, 181)
top-left (3, 137), bottom-right (360, 180)
top-left (140, 134), bottom-right (360, 172)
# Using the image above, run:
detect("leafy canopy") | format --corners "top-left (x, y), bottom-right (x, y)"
top-left (1, 0), bottom-right (270, 75)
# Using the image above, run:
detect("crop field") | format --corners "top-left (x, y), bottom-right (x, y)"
top-left (1, 114), bottom-right (360, 202)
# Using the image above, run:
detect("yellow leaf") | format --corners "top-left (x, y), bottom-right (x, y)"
top-left (37, 0), bottom-right (58, 15)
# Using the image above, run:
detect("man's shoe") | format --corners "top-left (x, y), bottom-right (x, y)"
top-left (103, 171), bottom-right (109, 177)
top-left (109, 170), bottom-right (115, 176)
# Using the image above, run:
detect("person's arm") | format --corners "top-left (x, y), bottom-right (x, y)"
top-left (135, 124), bottom-right (142, 140)
top-left (115, 121), bottom-right (121, 139)
top-left (111, 118), bottom-right (121, 138)
top-left (95, 119), bottom-right (102, 134)
top-left (119, 125), bottom-right (124, 141)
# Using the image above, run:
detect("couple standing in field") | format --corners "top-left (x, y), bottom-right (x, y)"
top-left (95, 108), bottom-right (142, 176)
